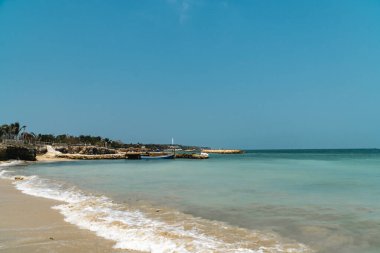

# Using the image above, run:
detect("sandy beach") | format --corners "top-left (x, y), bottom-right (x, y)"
top-left (0, 179), bottom-right (130, 253)
top-left (35, 155), bottom-right (74, 163)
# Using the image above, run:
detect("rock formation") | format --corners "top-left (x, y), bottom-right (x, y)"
top-left (0, 144), bottom-right (37, 161)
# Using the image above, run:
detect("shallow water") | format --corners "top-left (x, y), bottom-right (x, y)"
top-left (2, 149), bottom-right (380, 252)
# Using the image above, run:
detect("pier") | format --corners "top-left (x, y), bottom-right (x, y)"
top-left (201, 149), bottom-right (244, 154)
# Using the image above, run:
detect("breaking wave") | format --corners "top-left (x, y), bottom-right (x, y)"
top-left (0, 160), bottom-right (26, 167)
top-left (1, 169), bottom-right (311, 253)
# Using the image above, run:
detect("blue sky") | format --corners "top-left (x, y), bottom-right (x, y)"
top-left (1, 0), bottom-right (379, 149)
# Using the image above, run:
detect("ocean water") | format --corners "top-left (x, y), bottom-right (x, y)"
top-left (1, 149), bottom-right (380, 253)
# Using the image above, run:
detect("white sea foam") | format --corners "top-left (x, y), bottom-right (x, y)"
top-left (0, 160), bottom-right (26, 167)
top-left (13, 175), bottom-right (310, 253)
top-left (0, 169), bottom-right (11, 178)
top-left (0, 161), bottom-right (27, 180)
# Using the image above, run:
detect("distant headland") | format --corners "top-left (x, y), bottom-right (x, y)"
top-left (0, 122), bottom-right (242, 161)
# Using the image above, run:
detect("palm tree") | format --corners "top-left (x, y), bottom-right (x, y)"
top-left (0, 122), bottom-right (26, 140)
top-left (21, 132), bottom-right (36, 143)
top-left (9, 122), bottom-right (19, 139)
top-left (1, 124), bottom-right (10, 138)
top-left (18, 125), bottom-right (26, 139)
top-left (9, 122), bottom-right (27, 140)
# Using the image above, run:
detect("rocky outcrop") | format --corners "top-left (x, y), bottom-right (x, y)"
top-left (175, 153), bottom-right (209, 159)
top-left (66, 146), bottom-right (117, 155)
top-left (0, 144), bottom-right (37, 161)
top-left (56, 153), bottom-right (127, 160)
top-left (36, 145), bottom-right (48, 155)
top-left (50, 146), bottom-right (67, 154)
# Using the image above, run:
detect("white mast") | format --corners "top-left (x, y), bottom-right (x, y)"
top-left (172, 137), bottom-right (174, 145)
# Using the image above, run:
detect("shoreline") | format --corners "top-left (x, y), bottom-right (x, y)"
top-left (0, 158), bottom-right (136, 252)
top-left (0, 178), bottom-right (133, 253)
top-left (0, 158), bottom-right (311, 253)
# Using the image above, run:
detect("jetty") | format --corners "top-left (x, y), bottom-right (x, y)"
top-left (201, 149), bottom-right (244, 154)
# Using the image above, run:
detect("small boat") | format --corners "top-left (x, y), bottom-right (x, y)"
top-left (140, 154), bottom-right (175, 160)
top-left (200, 152), bottom-right (209, 158)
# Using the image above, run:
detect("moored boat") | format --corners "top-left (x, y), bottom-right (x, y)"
top-left (200, 152), bottom-right (209, 158)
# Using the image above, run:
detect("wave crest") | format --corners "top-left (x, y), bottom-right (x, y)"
top-left (12, 175), bottom-right (311, 253)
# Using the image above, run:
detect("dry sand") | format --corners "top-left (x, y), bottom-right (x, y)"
top-left (0, 179), bottom-right (132, 253)
top-left (35, 155), bottom-right (74, 163)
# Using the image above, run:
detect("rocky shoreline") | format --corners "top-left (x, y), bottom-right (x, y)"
top-left (0, 144), bottom-right (37, 161)
top-left (175, 153), bottom-right (209, 159)
top-left (56, 153), bottom-right (127, 160)
top-left (0, 143), bottom-right (216, 162)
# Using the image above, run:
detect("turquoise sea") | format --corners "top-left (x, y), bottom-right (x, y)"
top-left (1, 149), bottom-right (380, 253)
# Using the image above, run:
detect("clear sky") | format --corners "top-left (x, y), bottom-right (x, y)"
top-left (1, 0), bottom-right (379, 149)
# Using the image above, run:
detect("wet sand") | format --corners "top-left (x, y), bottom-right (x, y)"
top-left (0, 179), bottom-right (132, 253)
